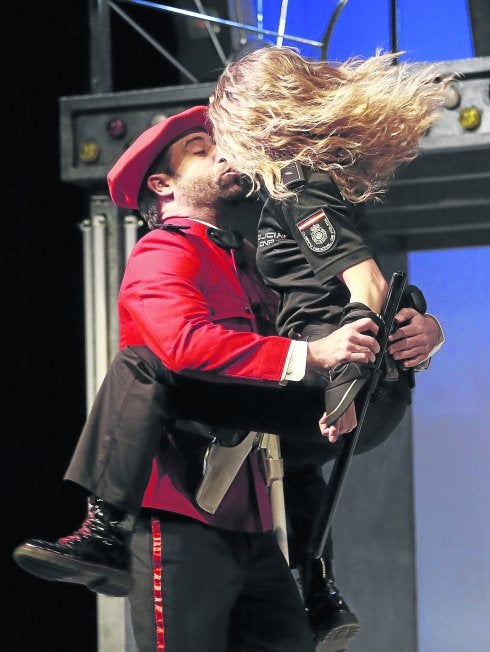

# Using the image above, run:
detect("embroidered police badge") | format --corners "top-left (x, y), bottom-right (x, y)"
top-left (297, 209), bottom-right (336, 252)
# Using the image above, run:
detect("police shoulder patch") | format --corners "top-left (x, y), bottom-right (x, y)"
top-left (296, 209), bottom-right (336, 252)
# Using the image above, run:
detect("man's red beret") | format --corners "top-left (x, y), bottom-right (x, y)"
top-left (107, 105), bottom-right (209, 209)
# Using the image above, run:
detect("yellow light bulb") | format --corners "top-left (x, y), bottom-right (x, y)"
top-left (458, 106), bottom-right (482, 131)
top-left (79, 140), bottom-right (101, 164)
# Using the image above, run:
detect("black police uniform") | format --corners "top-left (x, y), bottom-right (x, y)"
top-left (256, 166), bottom-right (413, 564)
top-left (257, 165), bottom-right (374, 339)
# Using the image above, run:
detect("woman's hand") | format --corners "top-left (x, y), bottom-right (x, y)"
top-left (319, 402), bottom-right (357, 442)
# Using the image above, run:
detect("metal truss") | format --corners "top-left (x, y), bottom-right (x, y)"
top-left (89, 0), bottom-right (350, 92)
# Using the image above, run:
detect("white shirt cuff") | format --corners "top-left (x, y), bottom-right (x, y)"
top-left (414, 313), bottom-right (445, 371)
top-left (279, 340), bottom-right (308, 384)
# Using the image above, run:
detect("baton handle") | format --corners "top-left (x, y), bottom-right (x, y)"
top-left (307, 270), bottom-right (408, 559)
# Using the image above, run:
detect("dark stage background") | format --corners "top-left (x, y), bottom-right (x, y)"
top-left (3, 4), bottom-right (95, 650)
top-left (1, 3), bottom-right (179, 650)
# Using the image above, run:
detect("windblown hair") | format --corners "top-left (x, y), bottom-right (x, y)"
top-left (209, 46), bottom-right (453, 203)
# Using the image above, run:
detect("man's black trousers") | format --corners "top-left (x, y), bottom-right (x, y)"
top-left (65, 344), bottom-right (409, 517)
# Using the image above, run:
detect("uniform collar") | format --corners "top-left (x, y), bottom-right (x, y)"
top-left (158, 216), bottom-right (243, 251)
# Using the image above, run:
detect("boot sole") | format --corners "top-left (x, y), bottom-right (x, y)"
top-left (13, 544), bottom-right (132, 597)
top-left (311, 608), bottom-right (360, 652)
top-left (315, 620), bottom-right (360, 652)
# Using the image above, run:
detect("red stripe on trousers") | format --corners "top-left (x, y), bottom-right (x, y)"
top-left (151, 517), bottom-right (165, 651)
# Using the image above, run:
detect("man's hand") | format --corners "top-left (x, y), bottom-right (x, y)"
top-left (306, 318), bottom-right (380, 370)
top-left (319, 402), bottom-right (357, 442)
top-left (388, 308), bottom-right (442, 368)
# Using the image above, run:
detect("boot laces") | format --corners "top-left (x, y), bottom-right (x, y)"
top-left (58, 514), bottom-right (96, 545)
top-left (57, 502), bottom-right (120, 545)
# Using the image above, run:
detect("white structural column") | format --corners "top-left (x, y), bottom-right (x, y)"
top-left (81, 195), bottom-right (139, 652)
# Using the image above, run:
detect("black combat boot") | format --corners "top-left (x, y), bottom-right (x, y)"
top-left (12, 496), bottom-right (134, 597)
top-left (301, 556), bottom-right (360, 652)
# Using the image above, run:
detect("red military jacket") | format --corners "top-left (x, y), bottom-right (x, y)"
top-left (118, 217), bottom-right (292, 532)
top-left (119, 217), bottom-right (290, 381)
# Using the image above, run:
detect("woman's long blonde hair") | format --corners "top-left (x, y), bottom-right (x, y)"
top-left (209, 46), bottom-right (453, 203)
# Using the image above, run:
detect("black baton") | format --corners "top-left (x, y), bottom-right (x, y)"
top-left (307, 270), bottom-right (408, 558)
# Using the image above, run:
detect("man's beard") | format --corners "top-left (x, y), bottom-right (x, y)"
top-left (219, 182), bottom-right (247, 204)
top-left (176, 173), bottom-right (247, 207)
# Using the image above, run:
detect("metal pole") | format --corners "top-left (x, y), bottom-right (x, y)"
top-left (308, 271), bottom-right (408, 558)
top-left (276, 0), bottom-right (289, 48)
